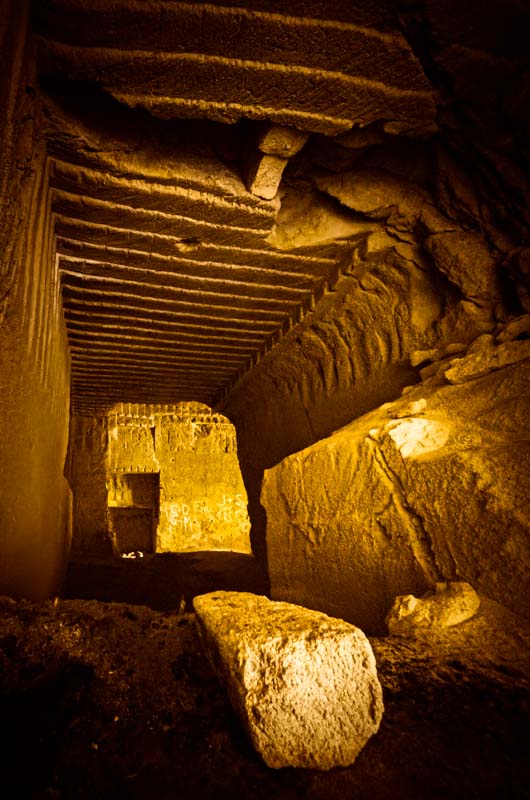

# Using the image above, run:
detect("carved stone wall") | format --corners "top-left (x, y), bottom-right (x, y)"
top-left (0, 0), bottom-right (72, 599)
top-left (68, 402), bottom-right (251, 555)
top-left (1, 0), bottom-right (529, 613)
top-left (66, 415), bottom-right (109, 556)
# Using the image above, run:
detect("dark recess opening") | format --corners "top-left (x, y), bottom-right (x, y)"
top-left (107, 472), bottom-right (160, 554)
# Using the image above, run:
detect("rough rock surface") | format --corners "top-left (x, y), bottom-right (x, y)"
top-left (34, 1), bottom-right (436, 135)
top-left (386, 582), bottom-right (481, 635)
top-left (1, 595), bottom-right (529, 799)
top-left (193, 591), bottom-right (383, 769)
top-left (261, 352), bottom-right (530, 632)
top-left (0, 1), bottom-right (72, 600)
top-left (424, 231), bottom-right (499, 305)
top-left (2, 0), bottom-right (530, 616)
top-left (26, 0), bottom-right (528, 424)
top-left (444, 339), bottom-right (530, 384)
top-left (496, 314), bottom-right (530, 343)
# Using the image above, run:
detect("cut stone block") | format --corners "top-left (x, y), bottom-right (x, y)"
top-left (193, 591), bottom-right (384, 770)
top-left (257, 124), bottom-right (309, 157)
top-left (245, 153), bottom-right (288, 200)
top-left (260, 358), bottom-right (530, 630)
top-left (386, 582), bottom-right (481, 635)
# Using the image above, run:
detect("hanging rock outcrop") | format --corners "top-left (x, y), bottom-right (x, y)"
top-left (0, 0), bottom-right (73, 600)
top-left (193, 591), bottom-right (384, 770)
top-left (34, 0), bottom-right (436, 135)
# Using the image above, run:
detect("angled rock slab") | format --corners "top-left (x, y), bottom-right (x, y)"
top-left (424, 231), bottom-right (499, 305)
top-left (444, 339), bottom-right (530, 384)
top-left (496, 314), bottom-right (530, 343)
top-left (261, 358), bottom-right (530, 630)
top-left (386, 582), bottom-right (481, 635)
top-left (193, 591), bottom-right (383, 770)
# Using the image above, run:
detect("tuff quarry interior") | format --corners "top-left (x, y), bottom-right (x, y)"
top-left (1, 0), bottom-right (530, 797)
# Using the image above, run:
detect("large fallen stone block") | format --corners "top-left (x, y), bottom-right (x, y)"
top-left (261, 358), bottom-right (530, 631)
top-left (386, 582), bottom-right (481, 635)
top-left (193, 591), bottom-right (384, 770)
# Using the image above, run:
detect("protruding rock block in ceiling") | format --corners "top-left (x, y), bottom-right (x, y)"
top-left (193, 591), bottom-right (384, 769)
top-left (261, 342), bottom-right (530, 632)
top-left (33, 0), bottom-right (436, 136)
top-left (245, 153), bottom-right (289, 201)
top-left (67, 403), bottom-right (251, 557)
top-left (256, 124), bottom-right (309, 158)
top-left (244, 125), bottom-right (310, 199)
top-left (38, 91), bottom-right (355, 414)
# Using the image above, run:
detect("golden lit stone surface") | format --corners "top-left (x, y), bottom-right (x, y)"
top-left (0, 593), bottom-right (528, 797)
top-left (386, 582), bottom-right (481, 634)
top-left (193, 591), bottom-right (384, 769)
top-left (262, 352), bottom-right (530, 632)
top-left (67, 403), bottom-right (251, 555)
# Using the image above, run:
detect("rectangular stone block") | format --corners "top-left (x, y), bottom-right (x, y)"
top-left (193, 591), bottom-right (383, 769)
top-left (257, 124), bottom-right (309, 157)
top-left (245, 153), bottom-right (288, 200)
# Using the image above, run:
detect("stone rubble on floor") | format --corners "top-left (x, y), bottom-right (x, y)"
top-left (385, 581), bottom-right (481, 635)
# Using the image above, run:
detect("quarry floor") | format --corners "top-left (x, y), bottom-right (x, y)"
top-left (1, 579), bottom-right (529, 799)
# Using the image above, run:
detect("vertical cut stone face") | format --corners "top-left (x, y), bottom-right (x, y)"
top-left (193, 591), bottom-right (384, 770)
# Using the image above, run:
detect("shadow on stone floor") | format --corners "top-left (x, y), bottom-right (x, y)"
top-left (1, 595), bottom-right (529, 800)
top-left (61, 551), bottom-right (269, 611)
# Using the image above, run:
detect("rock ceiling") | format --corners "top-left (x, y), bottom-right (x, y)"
top-left (32, 0), bottom-right (440, 414)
